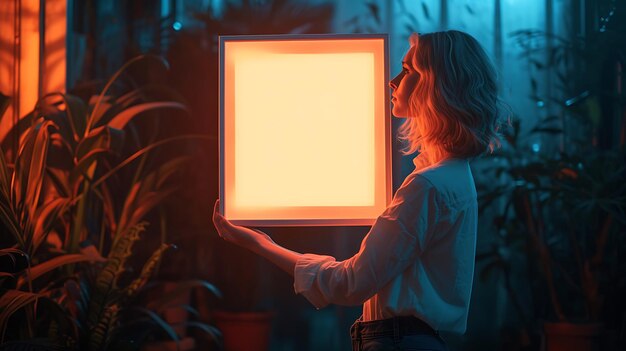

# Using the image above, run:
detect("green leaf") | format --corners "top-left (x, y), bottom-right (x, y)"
top-left (107, 101), bottom-right (188, 130)
top-left (0, 248), bottom-right (26, 259)
top-left (0, 145), bottom-right (22, 246)
top-left (47, 134), bottom-right (74, 169)
top-left (88, 55), bottom-right (170, 133)
top-left (0, 203), bottom-right (23, 248)
top-left (91, 134), bottom-right (214, 189)
top-left (93, 85), bottom-right (186, 128)
top-left (87, 95), bottom-right (114, 129)
top-left (71, 147), bottom-right (112, 185)
top-left (39, 93), bottom-right (87, 142)
top-left (132, 307), bottom-right (179, 343)
top-left (154, 156), bottom-right (190, 189)
top-left (125, 244), bottom-right (174, 297)
top-left (0, 248), bottom-right (28, 273)
top-left (118, 189), bottom-right (175, 236)
top-left (0, 289), bottom-right (42, 336)
top-left (88, 223), bottom-right (145, 329)
top-left (116, 156), bottom-right (189, 234)
top-left (26, 121), bottom-right (54, 210)
top-left (88, 304), bottom-right (119, 351)
top-left (0, 144), bottom-right (12, 197)
top-left (74, 125), bottom-right (121, 162)
top-left (97, 182), bottom-right (118, 236)
top-left (32, 197), bottom-right (70, 254)
top-left (46, 168), bottom-right (71, 198)
top-left (16, 253), bottom-right (102, 289)
top-left (12, 120), bottom-right (55, 222)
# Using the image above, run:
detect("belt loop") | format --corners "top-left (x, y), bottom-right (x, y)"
top-left (393, 316), bottom-right (400, 343)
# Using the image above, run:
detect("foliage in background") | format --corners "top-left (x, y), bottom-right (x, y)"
top-left (0, 56), bottom-right (220, 350)
top-left (476, 2), bottom-right (626, 348)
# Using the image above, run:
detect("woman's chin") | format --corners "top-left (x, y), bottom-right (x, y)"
top-left (391, 107), bottom-right (408, 118)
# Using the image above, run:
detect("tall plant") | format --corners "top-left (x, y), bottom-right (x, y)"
top-left (0, 55), bottom-right (219, 350)
top-left (476, 6), bottom-right (626, 347)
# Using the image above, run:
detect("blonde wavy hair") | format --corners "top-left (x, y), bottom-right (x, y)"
top-left (397, 31), bottom-right (504, 158)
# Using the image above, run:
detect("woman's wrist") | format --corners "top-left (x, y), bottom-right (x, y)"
top-left (248, 229), bottom-right (274, 252)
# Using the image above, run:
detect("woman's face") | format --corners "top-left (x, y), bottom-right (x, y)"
top-left (389, 47), bottom-right (420, 118)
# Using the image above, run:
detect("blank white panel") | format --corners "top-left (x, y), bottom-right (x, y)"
top-left (220, 35), bottom-right (390, 226)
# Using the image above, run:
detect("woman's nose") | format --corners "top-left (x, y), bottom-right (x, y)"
top-left (389, 73), bottom-right (401, 89)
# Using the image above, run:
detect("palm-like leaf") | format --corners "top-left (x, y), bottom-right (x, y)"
top-left (0, 54), bottom-right (218, 348)
top-left (0, 289), bottom-right (42, 338)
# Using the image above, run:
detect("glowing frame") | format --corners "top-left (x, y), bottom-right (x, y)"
top-left (219, 34), bottom-right (391, 226)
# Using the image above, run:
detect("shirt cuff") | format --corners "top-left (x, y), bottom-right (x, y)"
top-left (293, 253), bottom-right (335, 309)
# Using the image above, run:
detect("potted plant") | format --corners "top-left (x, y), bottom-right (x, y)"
top-left (0, 56), bottom-right (220, 350)
top-left (477, 118), bottom-right (625, 349)
top-left (477, 3), bottom-right (626, 350)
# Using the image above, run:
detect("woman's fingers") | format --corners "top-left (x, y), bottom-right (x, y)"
top-left (212, 199), bottom-right (228, 236)
top-left (212, 199), bottom-right (267, 249)
top-left (213, 199), bottom-right (241, 243)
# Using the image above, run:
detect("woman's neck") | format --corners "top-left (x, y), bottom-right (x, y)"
top-left (422, 145), bottom-right (452, 165)
top-left (413, 146), bottom-right (453, 171)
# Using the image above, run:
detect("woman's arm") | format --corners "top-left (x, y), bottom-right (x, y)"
top-left (213, 173), bottom-right (434, 308)
top-left (212, 200), bottom-right (302, 276)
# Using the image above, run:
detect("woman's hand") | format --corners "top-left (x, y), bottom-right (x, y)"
top-left (212, 200), bottom-right (274, 251)
top-left (212, 200), bottom-right (302, 276)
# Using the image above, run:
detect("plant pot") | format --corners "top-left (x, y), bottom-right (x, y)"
top-left (543, 322), bottom-right (602, 351)
top-left (213, 310), bottom-right (274, 351)
top-left (141, 336), bottom-right (195, 351)
top-left (145, 281), bottom-right (193, 337)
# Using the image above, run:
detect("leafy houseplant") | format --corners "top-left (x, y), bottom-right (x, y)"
top-left (477, 4), bottom-right (626, 348)
top-left (0, 56), bottom-right (220, 350)
top-left (477, 118), bottom-right (626, 319)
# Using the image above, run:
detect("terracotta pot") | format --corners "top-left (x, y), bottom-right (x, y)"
top-left (543, 322), bottom-right (603, 351)
top-left (213, 310), bottom-right (274, 351)
top-left (141, 336), bottom-right (195, 351)
top-left (152, 281), bottom-right (192, 337)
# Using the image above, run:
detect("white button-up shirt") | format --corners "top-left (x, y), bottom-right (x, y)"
top-left (293, 158), bottom-right (477, 333)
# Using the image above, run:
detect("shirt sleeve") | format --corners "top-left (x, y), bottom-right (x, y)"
top-left (293, 174), bottom-right (438, 309)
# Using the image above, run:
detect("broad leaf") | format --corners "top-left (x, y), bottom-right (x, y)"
top-left (0, 289), bottom-right (42, 336)
top-left (32, 197), bottom-right (70, 254)
top-left (107, 101), bottom-right (188, 130)
top-left (16, 253), bottom-right (103, 289)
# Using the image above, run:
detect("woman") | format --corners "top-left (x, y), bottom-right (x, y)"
top-left (213, 30), bottom-right (502, 351)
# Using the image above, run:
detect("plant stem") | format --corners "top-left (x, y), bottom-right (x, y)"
top-left (520, 191), bottom-right (566, 321)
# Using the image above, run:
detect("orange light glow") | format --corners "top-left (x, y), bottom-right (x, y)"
top-left (0, 0), bottom-right (66, 146)
top-left (19, 0), bottom-right (40, 122)
top-left (0, 1), bottom-right (17, 142)
top-left (43, 0), bottom-right (66, 95)
top-left (220, 35), bottom-right (390, 226)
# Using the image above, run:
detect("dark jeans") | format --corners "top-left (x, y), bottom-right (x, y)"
top-left (350, 316), bottom-right (448, 351)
